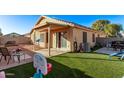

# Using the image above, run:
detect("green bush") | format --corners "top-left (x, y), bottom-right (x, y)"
top-left (91, 43), bottom-right (102, 51)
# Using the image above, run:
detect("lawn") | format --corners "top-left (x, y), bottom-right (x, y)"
top-left (4, 52), bottom-right (124, 78)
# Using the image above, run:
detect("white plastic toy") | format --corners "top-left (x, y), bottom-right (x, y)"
top-left (33, 53), bottom-right (52, 78)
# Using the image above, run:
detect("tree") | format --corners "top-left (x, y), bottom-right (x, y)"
top-left (0, 28), bottom-right (3, 36)
top-left (91, 20), bottom-right (110, 31)
top-left (104, 24), bottom-right (123, 37)
top-left (91, 20), bottom-right (123, 37)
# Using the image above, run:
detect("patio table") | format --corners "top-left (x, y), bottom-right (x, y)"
top-left (12, 51), bottom-right (25, 63)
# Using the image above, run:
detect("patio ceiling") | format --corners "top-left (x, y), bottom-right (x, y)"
top-left (33, 22), bottom-right (71, 33)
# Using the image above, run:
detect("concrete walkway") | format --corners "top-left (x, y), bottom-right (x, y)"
top-left (0, 47), bottom-right (68, 70)
top-left (95, 47), bottom-right (121, 55)
top-left (0, 58), bottom-right (32, 71)
top-left (35, 48), bottom-right (69, 57)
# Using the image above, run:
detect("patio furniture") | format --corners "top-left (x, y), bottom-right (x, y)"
top-left (0, 47), bottom-right (13, 64)
top-left (111, 41), bottom-right (124, 51)
top-left (106, 42), bottom-right (111, 50)
top-left (12, 51), bottom-right (25, 63)
top-left (5, 41), bottom-right (18, 47)
top-left (109, 52), bottom-right (119, 60)
top-left (120, 54), bottom-right (124, 60)
top-left (109, 51), bottom-right (124, 60)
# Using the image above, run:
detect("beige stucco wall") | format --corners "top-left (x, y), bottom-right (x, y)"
top-left (72, 28), bottom-right (105, 50)
top-left (73, 28), bottom-right (83, 48)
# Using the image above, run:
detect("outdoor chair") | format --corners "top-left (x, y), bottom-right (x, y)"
top-left (106, 42), bottom-right (111, 50)
top-left (109, 51), bottom-right (124, 60)
top-left (0, 47), bottom-right (13, 64)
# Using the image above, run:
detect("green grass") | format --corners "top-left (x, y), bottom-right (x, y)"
top-left (4, 52), bottom-right (124, 78)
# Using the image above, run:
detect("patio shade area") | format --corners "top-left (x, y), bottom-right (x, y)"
top-left (4, 52), bottom-right (124, 78)
top-left (31, 21), bottom-right (72, 56)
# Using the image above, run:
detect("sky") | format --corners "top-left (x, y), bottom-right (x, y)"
top-left (0, 15), bottom-right (124, 35)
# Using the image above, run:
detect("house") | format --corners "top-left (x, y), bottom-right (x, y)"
top-left (30, 16), bottom-right (106, 55)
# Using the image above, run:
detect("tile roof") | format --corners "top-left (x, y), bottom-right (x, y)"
top-left (48, 16), bottom-right (93, 30)
top-left (31, 16), bottom-right (105, 34)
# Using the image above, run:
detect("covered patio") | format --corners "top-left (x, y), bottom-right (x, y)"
top-left (31, 22), bottom-right (73, 56)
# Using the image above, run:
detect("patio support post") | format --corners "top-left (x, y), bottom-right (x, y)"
top-left (48, 26), bottom-right (51, 56)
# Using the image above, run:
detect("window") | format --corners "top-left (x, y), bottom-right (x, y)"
top-left (92, 34), bottom-right (95, 42)
top-left (40, 33), bottom-right (44, 42)
top-left (83, 32), bottom-right (87, 43)
top-left (46, 32), bottom-right (48, 43)
top-left (61, 31), bottom-right (67, 48)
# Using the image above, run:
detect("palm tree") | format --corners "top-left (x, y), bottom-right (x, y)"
top-left (91, 20), bottom-right (110, 31)
top-left (92, 20), bottom-right (123, 37)
top-left (104, 24), bottom-right (123, 37)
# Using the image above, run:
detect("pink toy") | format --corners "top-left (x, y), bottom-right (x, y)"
top-left (47, 63), bottom-right (52, 73)
top-left (0, 71), bottom-right (5, 78)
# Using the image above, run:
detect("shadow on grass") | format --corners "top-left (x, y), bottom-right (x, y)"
top-left (4, 58), bottom-right (92, 78)
top-left (45, 58), bottom-right (92, 78)
top-left (4, 63), bottom-right (35, 78)
top-left (53, 55), bottom-right (119, 62)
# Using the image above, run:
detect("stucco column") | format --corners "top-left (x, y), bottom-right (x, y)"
top-left (69, 28), bottom-right (74, 52)
top-left (48, 26), bottom-right (51, 56)
top-left (33, 30), bottom-right (37, 51)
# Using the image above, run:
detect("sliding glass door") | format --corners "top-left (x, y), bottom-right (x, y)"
top-left (56, 31), bottom-right (67, 49)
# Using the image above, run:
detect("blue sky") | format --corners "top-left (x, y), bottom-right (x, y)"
top-left (0, 15), bottom-right (124, 35)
